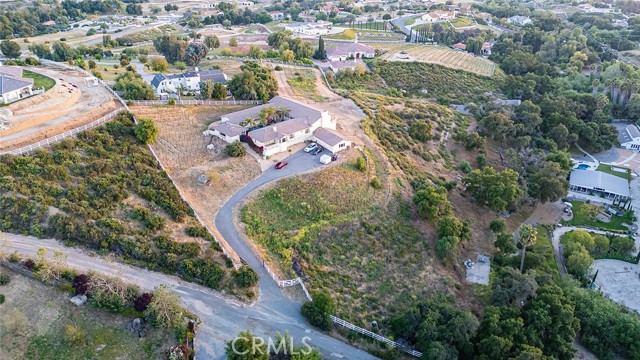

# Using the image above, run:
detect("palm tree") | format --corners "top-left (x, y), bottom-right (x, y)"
top-left (518, 224), bottom-right (538, 273)
top-left (591, 79), bottom-right (600, 97)
top-left (240, 116), bottom-right (258, 128)
top-left (275, 106), bottom-right (291, 121)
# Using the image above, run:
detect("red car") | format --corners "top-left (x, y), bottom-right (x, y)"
top-left (275, 161), bottom-right (288, 169)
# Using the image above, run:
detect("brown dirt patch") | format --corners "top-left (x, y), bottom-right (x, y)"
top-left (130, 105), bottom-right (262, 261)
top-left (0, 65), bottom-right (120, 152)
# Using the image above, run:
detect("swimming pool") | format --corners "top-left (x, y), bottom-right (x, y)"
top-left (576, 164), bottom-right (590, 170)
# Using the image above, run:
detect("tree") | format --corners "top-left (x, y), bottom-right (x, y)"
top-left (1, 40), bottom-right (21, 59)
top-left (527, 162), bottom-right (568, 203)
top-left (126, 4), bottom-right (142, 15)
top-left (150, 57), bottom-right (169, 72)
top-left (495, 233), bottom-right (517, 254)
top-left (247, 45), bottom-right (263, 59)
top-left (175, 61), bottom-right (186, 71)
top-left (301, 291), bottom-right (336, 330)
top-left (226, 142), bottom-right (246, 157)
top-left (413, 186), bottom-right (452, 220)
top-left (144, 284), bottom-right (184, 329)
top-left (226, 61), bottom-right (278, 102)
top-left (489, 219), bottom-right (506, 233)
top-left (282, 49), bottom-right (295, 63)
top-left (114, 72), bottom-right (155, 100)
top-left (204, 35), bottom-right (220, 49)
top-left (150, 6), bottom-right (161, 14)
top-left (463, 167), bottom-right (523, 212)
top-left (383, 14), bottom-right (392, 20)
top-left (134, 118), bottom-right (159, 144)
top-left (518, 225), bottom-right (537, 273)
top-left (185, 42), bottom-right (207, 66)
top-left (229, 36), bottom-right (238, 47)
top-left (134, 292), bottom-right (154, 312)
top-left (225, 331), bottom-right (269, 360)
top-left (267, 31), bottom-right (293, 49)
top-left (153, 35), bottom-right (187, 63)
top-left (212, 82), bottom-right (227, 100)
top-left (314, 36), bottom-right (326, 59)
top-left (566, 247), bottom-right (593, 278)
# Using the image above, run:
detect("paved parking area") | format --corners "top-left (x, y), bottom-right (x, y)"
top-left (465, 255), bottom-right (490, 285)
top-left (592, 259), bottom-right (640, 314)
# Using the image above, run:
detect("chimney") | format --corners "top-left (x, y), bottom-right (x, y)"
top-left (273, 126), bottom-right (277, 132)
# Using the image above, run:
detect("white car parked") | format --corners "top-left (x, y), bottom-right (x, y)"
top-left (304, 143), bottom-right (318, 153)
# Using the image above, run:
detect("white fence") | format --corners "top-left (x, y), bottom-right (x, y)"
top-left (331, 316), bottom-right (423, 357)
top-left (132, 99), bottom-right (262, 106)
top-left (0, 109), bottom-right (122, 156)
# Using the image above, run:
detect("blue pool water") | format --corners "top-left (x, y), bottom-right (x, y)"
top-left (576, 164), bottom-right (590, 170)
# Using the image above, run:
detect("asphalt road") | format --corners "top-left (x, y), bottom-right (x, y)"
top-left (2, 150), bottom-right (375, 359)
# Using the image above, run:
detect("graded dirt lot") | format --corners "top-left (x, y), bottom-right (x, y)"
top-left (0, 267), bottom-right (171, 359)
top-left (0, 64), bottom-right (120, 152)
top-left (130, 105), bottom-right (262, 259)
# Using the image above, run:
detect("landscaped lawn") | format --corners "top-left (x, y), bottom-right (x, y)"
top-left (562, 201), bottom-right (631, 232)
top-left (23, 70), bottom-right (56, 90)
top-left (449, 17), bottom-right (475, 28)
top-left (404, 16), bottom-right (419, 26)
top-left (596, 164), bottom-right (632, 181)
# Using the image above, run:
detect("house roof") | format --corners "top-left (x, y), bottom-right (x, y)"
top-left (627, 124), bottom-right (640, 140)
top-left (329, 58), bottom-right (368, 71)
top-left (0, 75), bottom-right (33, 94)
top-left (0, 66), bottom-right (23, 78)
top-left (452, 42), bottom-right (467, 50)
top-left (569, 170), bottom-right (630, 197)
top-left (326, 42), bottom-right (375, 58)
top-left (247, 125), bottom-right (284, 143)
top-left (199, 69), bottom-right (227, 84)
top-left (313, 127), bottom-right (347, 147)
top-left (151, 74), bottom-right (167, 88)
top-left (210, 122), bottom-right (246, 137)
top-left (222, 96), bottom-right (323, 125)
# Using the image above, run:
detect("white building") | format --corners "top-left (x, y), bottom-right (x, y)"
top-left (569, 169), bottom-right (631, 201)
top-left (507, 16), bottom-right (532, 26)
top-left (150, 69), bottom-right (227, 96)
top-left (619, 124), bottom-right (640, 150)
top-left (268, 11), bottom-right (285, 21)
top-left (0, 66), bottom-right (34, 104)
top-left (284, 21), bottom-right (332, 35)
top-left (207, 96), bottom-right (351, 156)
top-left (421, 10), bottom-right (456, 23)
top-left (325, 42), bottom-right (376, 61)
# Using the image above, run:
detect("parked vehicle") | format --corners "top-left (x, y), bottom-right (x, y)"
top-left (304, 143), bottom-right (318, 153)
top-left (275, 161), bottom-right (288, 169)
top-left (320, 154), bottom-right (332, 165)
top-left (311, 147), bottom-right (324, 155)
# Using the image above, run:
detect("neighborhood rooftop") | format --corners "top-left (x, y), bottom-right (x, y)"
top-left (569, 169), bottom-right (630, 198)
top-left (326, 42), bottom-right (376, 58)
top-left (220, 96), bottom-right (323, 125)
top-left (313, 127), bottom-right (346, 147)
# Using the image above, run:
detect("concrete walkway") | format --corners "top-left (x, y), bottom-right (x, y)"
top-left (613, 150), bottom-right (639, 166)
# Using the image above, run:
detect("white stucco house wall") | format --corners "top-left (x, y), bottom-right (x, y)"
top-left (207, 96), bottom-right (350, 157)
top-left (507, 16), bottom-right (532, 26)
top-left (0, 66), bottom-right (34, 104)
top-left (150, 69), bottom-right (227, 96)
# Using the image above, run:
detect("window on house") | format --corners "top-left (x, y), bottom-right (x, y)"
top-left (340, 143), bottom-right (345, 147)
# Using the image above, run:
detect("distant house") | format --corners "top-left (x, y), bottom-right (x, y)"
top-left (578, 4), bottom-right (601, 13)
top-left (150, 69), bottom-right (227, 96)
top-left (481, 42), bottom-right (492, 55)
top-left (285, 21), bottom-right (332, 35)
top-left (452, 42), bottom-right (467, 51)
top-left (42, 20), bottom-right (56, 26)
top-left (507, 15), bottom-right (532, 26)
top-left (459, 3), bottom-right (473, 15)
top-left (268, 11), bottom-right (285, 21)
top-left (201, 2), bottom-right (218, 8)
top-left (0, 66), bottom-right (34, 104)
top-left (238, 1), bottom-right (254, 7)
top-left (319, 5), bottom-right (340, 14)
top-left (421, 10), bottom-right (456, 23)
top-left (619, 124), bottom-right (640, 150)
top-left (207, 96), bottom-right (350, 156)
top-left (328, 59), bottom-right (368, 73)
top-left (325, 42), bottom-right (375, 61)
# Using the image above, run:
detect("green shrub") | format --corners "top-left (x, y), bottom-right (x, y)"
top-left (370, 177), bottom-right (383, 189)
top-left (489, 219), bottom-right (506, 233)
top-left (0, 274), bottom-right (10, 285)
top-left (167, 97), bottom-right (176, 106)
top-left (133, 117), bottom-right (159, 144)
top-left (233, 265), bottom-right (259, 287)
top-left (274, 65), bottom-right (283, 71)
top-left (354, 157), bottom-right (367, 172)
top-left (185, 226), bottom-right (208, 238)
top-left (226, 141), bottom-right (246, 157)
top-left (0, 294), bottom-right (4, 304)
top-left (301, 291), bottom-right (336, 330)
